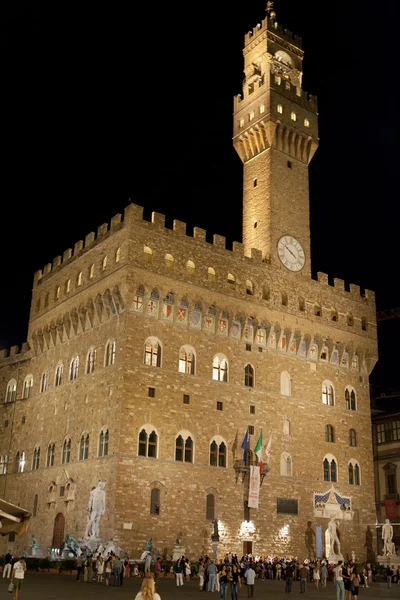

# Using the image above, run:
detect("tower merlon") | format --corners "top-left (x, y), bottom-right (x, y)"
top-left (85, 232), bottom-right (95, 247)
top-left (213, 234), bottom-right (226, 249)
top-left (124, 202), bottom-right (144, 223)
top-left (232, 241), bottom-right (245, 256)
top-left (43, 263), bottom-right (52, 275)
top-left (111, 214), bottom-right (122, 229)
top-left (63, 248), bottom-right (72, 263)
top-left (334, 278), bottom-right (345, 292)
top-left (97, 223), bottom-right (109, 237)
top-left (173, 220), bottom-right (187, 235)
top-left (151, 211), bottom-right (166, 230)
top-left (193, 227), bottom-right (206, 242)
top-left (250, 248), bottom-right (263, 262)
top-left (73, 240), bottom-right (83, 255)
top-left (317, 272), bottom-right (328, 285)
top-left (244, 18), bottom-right (303, 50)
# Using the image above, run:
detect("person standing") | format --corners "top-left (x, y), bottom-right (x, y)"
top-left (386, 564), bottom-right (393, 589)
top-left (230, 564), bottom-right (241, 600)
top-left (299, 563), bottom-right (308, 594)
top-left (245, 562), bottom-right (256, 598)
top-left (320, 562), bottom-right (328, 588)
top-left (207, 560), bottom-right (217, 592)
top-left (3, 551), bottom-right (13, 579)
top-left (174, 558), bottom-right (184, 587)
top-left (342, 564), bottom-right (352, 600)
top-left (134, 575), bottom-right (161, 600)
top-left (113, 556), bottom-right (122, 587)
top-left (284, 561), bottom-right (294, 594)
top-left (11, 555), bottom-right (26, 600)
top-left (333, 561), bottom-right (345, 600)
top-left (219, 565), bottom-right (229, 600)
top-left (76, 555), bottom-right (83, 582)
top-left (96, 556), bottom-right (104, 583)
top-left (198, 559), bottom-right (205, 591)
top-left (350, 568), bottom-right (360, 600)
top-left (153, 558), bottom-right (161, 584)
top-left (313, 564), bottom-right (320, 590)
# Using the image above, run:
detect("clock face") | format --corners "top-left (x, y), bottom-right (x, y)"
top-left (277, 235), bottom-right (305, 272)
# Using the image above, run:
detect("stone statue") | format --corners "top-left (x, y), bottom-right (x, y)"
top-left (145, 537), bottom-right (153, 552)
top-left (382, 518), bottom-right (394, 556)
top-left (64, 534), bottom-right (82, 556)
top-left (176, 532), bottom-right (183, 545)
top-left (328, 515), bottom-right (341, 556)
top-left (84, 480), bottom-right (106, 539)
top-left (305, 522), bottom-right (315, 557)
top-left (351, 550), bottom-right (356, 563)
top-left (213, 520), bottom-right (219, 538)
top-left (30, 535), bottom-right (39, 549)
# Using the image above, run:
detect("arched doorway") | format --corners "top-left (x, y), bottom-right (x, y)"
top-left (52, 512), bottom-right (65, 548)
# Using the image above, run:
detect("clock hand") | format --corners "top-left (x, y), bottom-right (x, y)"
top-left (285, 245), bottom-right (296, 259)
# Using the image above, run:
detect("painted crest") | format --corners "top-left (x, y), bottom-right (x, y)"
top-left (231, 322), bottom-right (240, 338)
top-left (132, 295), bottom-right (143, 312)
top-left (162, 303), bottom-right (173, 319)
top-left (191, 311), bottom-right (201, 327)
top-left (289, 339), bottom-right (296, 353)
top-left (204, 316), bottom-right (214, 330)
top-left (146, 300), bottom-right (158, 316)
top-left (218, 319), bottom-right (227, 333)
top-left (177, 308), bottom-right (187, 322)
top-left (256, 328), bottom-right (265, 345)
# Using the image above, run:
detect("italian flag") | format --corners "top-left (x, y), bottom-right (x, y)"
top-left (254, 432), bottom-right (263, 473)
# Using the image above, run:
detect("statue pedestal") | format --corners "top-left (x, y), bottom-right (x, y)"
top-left (377, 554), bottom-right (400, 569)
top-left (211, 535), bottom-right (219, 561)
top-left (172, 545), bottom-right (185, 561)
top-left (328, 552), bottom-right (344, 565)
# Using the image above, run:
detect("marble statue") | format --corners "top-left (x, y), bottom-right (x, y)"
top-left (382, 519), bottom-right (394, 556)
top-left (328, 515), bottom-right (341, 556)
top-left (176, 532), bottom-right (183, 545)
top-left (84, 480), bottom-right (106, 539)
top-left (351, 550), bottom-right (356, 563)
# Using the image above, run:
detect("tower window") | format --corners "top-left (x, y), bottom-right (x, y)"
top-left (148, 387), bottom-right (155, 398)
top-left (260, 104), bottom-right (265, 114)
top-left (250, 405), bottom-right (255, 415)
top-left (239, 118), bottom-right (244, 128)
top-left (304, 118), bottom-right (310, 127)
top-left (253, 220), bottom-right (258, 228)
top-left (274, 75), bottom-right (281, 85)
top-left (287, 160), bottom-right (292, 169)
top-left (253, 178), bottom-right (257, 187)
top-left (217, 401), bottom-right (223, 411)
top-left (183, 394), bottom-right (190, 405)
top-left (277, 104), bottom-right (283, 114)
top-left (249, 111), bottom-right (255, 121)
top-left (291, 112), bottom-right (297, 121)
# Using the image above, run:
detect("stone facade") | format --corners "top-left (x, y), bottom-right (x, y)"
top-left (0, 8), bottom-right (378, 562)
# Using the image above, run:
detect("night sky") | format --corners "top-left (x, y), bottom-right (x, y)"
top-left (1, 1), bottom-right (399, 395)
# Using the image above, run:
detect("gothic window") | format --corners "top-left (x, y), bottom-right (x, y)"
top-left (144, 338), bottom-right (162, 367)
top-left (99, 428), bottom-right (109, 457)
top-left (89, 264), bottom-right (95, 279)
top-left (65, 279), bottom-right (71, 294)
top-left (361, 317), bottom-right (367, 331)
top-left (348, 460), bottom-right (360, 485)
top-left (79, 434), bottom-right (89, 461)
top-left (212, 354), bottom-right (228, 382)
top-left (46, 443), bottom-right (55, 467)
top-left (345, 387), bottom-right (357, 411)
top-left (175, 433), bottom-right (193, 463)
top-left (105, 339), bottom-right (116, 366)
top-left (62, 439), bottom-right (71, 464)
top-left (86, 347), bottom-right (96, 374)
top-left (239, 118), bottom-right (244, 127)
top-left (244, 364), bottom-right (254, 388)
top-left (165, 254), bottom-right (174, 268)
top-left (347, 313), bottom-right (354, 326)
top-left (209, 438), bottom-right (226, 468)
top-left (138, 427), bottom-right (158, 458)
top-left (325, 425), bottom-right (335, 443)
top-left (41, 372), bottom-right (49, 393)
top-left (5, 379), bottom-right (17, 403)
top-left (102, 256), bottom-right (107, 270)
top-left (69, 356), bottom-right (79, 381)
top-left (179, 346), bottom-right (195, 375)
top-left (187, 260), bottom-right (195, 275)
top-left (322, 381), bottom-right (335, 406)
top-left (246, 280), bottom-right (254, 295)
top-left (249, 110), bottom-right (255, 121)
top-left (291, 111), bottom-right (297, 121)
top-left (32, 447), bottom-right (40, 470)
top-left (304, 118), bottom-right (310, 127)
top-left (260, 104), bottom-right (265, 114)
top-left (323, 455), bottom-right (337, 482)
top-left (227, 273), bottom-right (235, 285)
top-left (55, 363), bottom-right (63, 387)
top-left (22, 375), bottom-right (33, 399)
top-left (115, 247), bottom-right (121, 263)
top-left (277, 104), bottom-right (283, 114)
top-left (16, 451), bottom-right (26, 473)
top-left (77, 271), bottom-right (82, 286)
top-left (206, 494), bottom-right (215, 520)
top-left (280, 452), bottom-right (292, 476)
top-left (280, 371), bottom-right (291, 396)
top-left (150, 488), bottom-right (160, 515)
top-left (349, 429), bottom-right (357, 447)
top-left (143, 246), bottom-right (153, 263)
top-left (55, 286), bottom-right (61, 300)
top-left (0, 455), bottom-right (8, 475)
top-left (208, 267), bottom-right (216, 282)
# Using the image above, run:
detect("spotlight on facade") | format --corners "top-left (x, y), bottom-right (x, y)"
top-left (240, 520), bottom-right (255, 536)
top-left (280, 524), bottom-right (289, 537)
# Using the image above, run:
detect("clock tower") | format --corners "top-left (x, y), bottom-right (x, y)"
top-left (233, 5), bottom-right (318, 276)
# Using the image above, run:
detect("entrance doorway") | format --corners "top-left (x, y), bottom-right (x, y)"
top-left (243, 541), bottom-right (253, 555)
top-left (52, 512), bottom-right (65, 548)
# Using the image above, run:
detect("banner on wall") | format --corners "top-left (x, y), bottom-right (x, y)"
top-left (316, 526), bottom-right (323, 558)
top-left (248, 466), bottom-right (260, 509)
top-left (384, 498), bottom-right (398, 519)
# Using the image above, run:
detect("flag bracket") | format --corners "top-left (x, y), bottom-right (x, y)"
top-left (233, 460), bottom-right (270, 485)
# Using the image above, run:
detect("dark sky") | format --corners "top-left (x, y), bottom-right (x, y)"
top-left (1, 1), bottom-right (399, 394)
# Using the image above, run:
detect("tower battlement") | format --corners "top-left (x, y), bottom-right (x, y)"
top-left (244, 18), bottom-right (303, 50)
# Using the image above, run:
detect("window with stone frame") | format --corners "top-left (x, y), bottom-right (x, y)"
top-left (99, 429), bottom-right (109, 457)
top-left (5, 379), bottom-right (17, 403)
top-left (280, 452), bottom-right (292, 476)
top-left (322, 381), bottom-right (335, 406)
top-left (32, 447), bottom-right (40, 470)
top-left (377, 420), bottom-right (400, 444)
top-left (115, 247), bottom-right (121, 263)
top-left (323, 457), bottom-right (337, 482)
top-left (175, 434), bottom-right (193, 463)
top-left (138, 429), bottom-right (158, 458)
top-left (22, 375), bottom-right (33, 399)
top-left (46, 443), bottom-right (55, 467)
top-left (105, 339), bottom-right (116, 367)
top-left (325, 424), bottom-right (335, 443)
top-left (150, 488), bottom-right (160, 515)
top-left (79, 434), bottom-right (89, 461)
top-left (206, 493), bottom-right (215, 520)
top-left (55, 363), bottom-right (63, 387)
top-left (69, 357), bottom-right (79, 381)
top-left (41, 372), bottom-right (49, 393)
top-left (16, 451), bottom-right (26, 473)
top-left (209, 440), bottom-right (226, 468)
top-left (345, 387), bottom-right (357, 411)
top-left (179, 346), bottom-right (195, 375)
top-left (0, 455), bottom-right (8, 475)
top-left (144, 339), bottom-right (161, 367)
top-left (244, 364), bottom-right (254, 388)
top-left (349, 429), bottom-right (357, 447)
top-left (86, 347), bottom-right (96, 374)
top-left (33, 494), bottom-right (38, 517)
top-left (212, 355), bottom-right (228, 382)
top-left (348, 461), bottom-right (360, 485)
top-left (62, 439), bottom-right (71, 464)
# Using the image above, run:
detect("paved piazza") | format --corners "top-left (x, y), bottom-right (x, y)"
top-left (1, 574), bottom-right (398, 599)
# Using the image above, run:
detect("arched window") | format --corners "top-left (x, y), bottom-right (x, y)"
top-left (41, 372), bottom-right (49, 393)
top-left (5, 379), bottom-right (17, 403)
top-left (175, 432), bottom-right (193, 463)
top-left (46, 443), bottom-right (55, 467)
top-left (79, 434), bottom-right (90, 461)
top-left (348, 460), bottom-right (360, 485)
top-left (165, 254), bottom-right (174, 268)
top-left (77, 272), bottom-right (82, 287)
top-left (138, 427), bottom-right (158, 458)
top-left (16, 451), bottom-right (26, 473)
top-left (0, 455), bottom-right (8, 475)
top-left (331, 308), bottom-right (338, 322)
top-left (32, 447), bottom-right (40, 470)
top-left (55, 286), bottom-right (61, 300)
top-left (144, 246), bottom-right (153, 263)
top-left (325, 425), bottom-right (335, 443)
top-left (206, 494), bottom-right (215, 520)
top-left (209, 437), bottom-right (226, 468)
top-left (105, 339), bottom-right (116, 366)
top-left (227, 273), bottom-right (235, 285)
top-left (246, 280), bottom-right (254, 295)
top-left (86, 347), bottom-right (96, 374)
top-left (212, 354), bottom-right (228, 382)
top-left (208, 267), bottom-right (216, 282)
top-left (44, 292), bottom-right (49, 308)
top-left (179, 346), bottom-right (195, 375)
top-left (323, 455), bottom-right (337, 482)
top-left (55, 363), bottom-right (63, 387)
top-left (99, 429), bottom-right (109, 457)
top-left (280, 452), bottom-right (292, 476)
top-left (144, 338), bottom-right (162, 367)
top-left (280, 371), bottom-right (291, 396)
top-left (62, 439), bottom-right (71, 464)
top-left (115, 247), bottom-right (121, 263)
top-left (244, 364), bottom-right (254, 388)
top-left (65, 279), bottom-right (71, 294)
top-left (322, 381), bottom-right (335, 406)
top-left (345, 387), bottom-right (357, 411)
top-left (361, 317), bottom-right (367, 331)
top-left (102, 256), bottom-right (107, 270)
top-left (33, 494), bottom-right (38, 517)
top-left (89, 264), bottom-right (95, 279)
top-left (69, 357), bottom-right (79, 381)
top-left (186, 260), bottom-right (195, 275)
top-left (22, 375), bottom-right (33, 399)
top-left (150, 488), bottom-right (160, 515)
top-left (349, 429), bottom-right (357, 447)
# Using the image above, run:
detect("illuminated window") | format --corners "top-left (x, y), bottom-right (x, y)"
top-left (175, 434), bottom-right (193, 463)
top-left (208, 267), bottom-right (216, 281)
top-left (69, 356), bottom-right (79, 381)
top-left (41, 373), bottom-right (49, 393)
top-left (260, 104), bottom-right (265, 114)
top-left (0, 455), bottom-right (8, 475)
top-left (105, 339), bottom-right (116, 366)
top-left (22, 375), bottom-right (33, 399)
top-left (165, 254), bottom-right (174, 268)
top-left (46, 443), bottom-right (55, 467)
top-left (86, 347), bottom-right (96, 374)
top-left (239, 118), bottom-right (244, 128)
top-left (304, 118), bottom-right (310, 127)
top-left (291, 111), bottom-right (297, 121)
top-left (285, 81), bottom-right (291, 90)
top-left (89, 264), bottom-right (95, 279)
top-left (322, 381), bottom-right (335, 406)
top-left (115, 247), bottom-right (121, 263)
top-left (348, 461), bottom-right (360, 485)
top-left (5, 379), bottom-right (17, 403)
top-left (55, 286), bottom-right (61, 300)
top-left (323, 456), bottom-right (337, 482)
top-left (187, 260), bottom-right (195, 275)
top-left (275, 75), bottom-right (281, 85)
top-left (244, 364), bottom-right (254, 388)
top-left (138, 428), bottom-right (158, 458)
top-left (77, 272), bottom-right (82, 286)
top-left (62, 439), bottom-right (71, 464)
top-left (102, 256), bottom-right (107, 270)
top-left (144, 338), bottom-right (162, 367)
top-left (143, 246), bottom-right (153, 263)
top-left (212, 354), bottom-right (228, 382)
top-left (16, 451), bottom-right (26, 473)
top-left (65, 279), bottom-right (71, 294)
top-left (210, 439), bottom-right (226, 468)
top-left (227, 273), bottom-right (235, 285)
top-left (179, 346), bottom-right (195, 375)
top-left (246, 280), bottom-right (253, 295)
top-left (277, 104), bottom-right (283, 114)
top-left (79, 434), bottom-right (90, 461)
top-left (345, 387), bottom-right (357, 411)
top-left (249, 111), bottom-right (255, 121)
top-left (32, 447), bottom-right (40, 471)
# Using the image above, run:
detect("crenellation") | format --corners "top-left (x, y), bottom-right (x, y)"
top-left (151, 211), bottom-right (166, 229)
top-left (250, 247), bottom-right (263, 261)
top-left (34, 269), bottom-right (43, 283)
top-left (173, 219), bottom-right (187, 235)
top-left (85, 232), bottom-right (95, 248)
top-left (365, 289), bottom-right (375, 302)
top-left (9, 345), bottom-right (19, 357)
top-left (334, 278), bottom-right (345, 292)
top-left (62, 248), bottom-right (72, 263)
top-left (124, 202), bottom-right (144, 223)
top-left (43, 263), bottom-right (52, 275)
top-left (97, 223), bottom-right (108, 237)
top-left (110, 214), bottom-right (122, 229)
top-left (350, 283), bottom-right (360, 297)
top-left (232, 241), bottom-right (245, 256)
top-left (74, 240), bottom-right (83, 255)
top-left (52, 256), bottom-right (62, 269)
top-left (317, 272), bottom-right (328, 285)
top-left (0, 349), bottom-right (8, 359)
top-left (193, 227), bottom-right (206, 242)
top-left (213, 234), bottom-right (226, 249)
